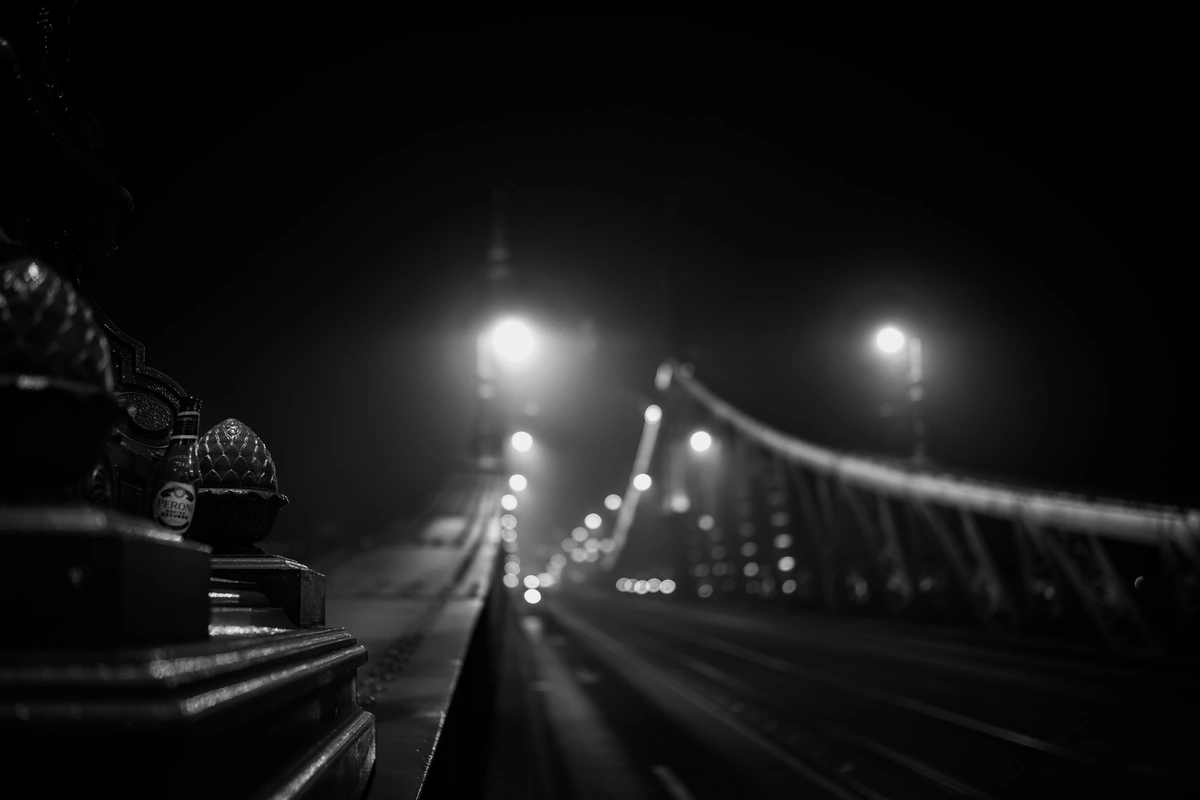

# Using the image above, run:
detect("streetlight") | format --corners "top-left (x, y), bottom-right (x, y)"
top-left (689, 430), bottom-right (712, 453)
top-left (491, 317), bottom-right (535, 363)
top-left (604, 493), bottom-right (622, 511)
top-left (874, 325), bottom-right (927, 464)
top-left (511, 431), bottom-right (533, 452)
top-left (584, 513), bottom-right (602, 530)
top-left (633, 473), bottom-right (652, 491)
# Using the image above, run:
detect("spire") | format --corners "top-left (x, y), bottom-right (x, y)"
top-left (486, 188), bottom-right (512, 281)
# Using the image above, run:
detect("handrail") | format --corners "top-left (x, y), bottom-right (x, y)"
top-left (670, 361), bottom-right (1200, 547)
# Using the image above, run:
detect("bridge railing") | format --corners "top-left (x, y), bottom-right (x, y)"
top-left (607, 360), bottom-right (1200, 656)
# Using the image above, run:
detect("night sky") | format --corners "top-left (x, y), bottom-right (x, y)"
top-left (56, 7), bottom-right (1192, 553)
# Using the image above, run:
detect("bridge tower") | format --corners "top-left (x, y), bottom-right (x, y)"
top-left (472, 189), bottom-right (516, 469)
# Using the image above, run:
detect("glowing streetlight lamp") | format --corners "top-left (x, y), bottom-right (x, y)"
top-left (644, 404), bottom-right (662, 424)
top-left (875, 326), bottom-right (906, 354)
top-left (491, 318), bottom-right (535, 363)
top-left (690, 430), bottom-right (712, 453)
top-left (501, 494), bottom-right (518, 511)
top-left (604, 493), bottom-right (622, 511)
top-left (874, 325), bottom-right (927, 464)
top-left (633, 473), bottom-right (652, 491)
top-left (584, 513), bottom-right (602, 530)
top-left (511, 431), bottom-right (533, 452)
top-left (509, 474), bottom-right (528, 492)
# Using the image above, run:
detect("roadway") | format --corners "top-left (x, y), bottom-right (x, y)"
top-left (529, 587), bottom-right (1200, 799)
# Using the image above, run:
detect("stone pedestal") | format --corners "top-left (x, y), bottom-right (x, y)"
top-left (213, 555), bottom-right (328, 628)
top-left (0, 627), bottom-right (374, 799)
top-left (0, 506), bottom-right (211, 647)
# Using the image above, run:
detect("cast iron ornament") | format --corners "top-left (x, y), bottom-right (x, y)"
top-left (0, 257), bottom-right (121, 496)
top-left (189, 418), bottom-right (288, 547)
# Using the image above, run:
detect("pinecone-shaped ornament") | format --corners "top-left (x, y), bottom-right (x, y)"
top-left (0, 258), bottom-right (121, 499)
top-left (189, 418), bottom-right (288, 548)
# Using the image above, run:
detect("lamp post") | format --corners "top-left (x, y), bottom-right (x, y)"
top-left (875, 326), bottom-right (927, 464)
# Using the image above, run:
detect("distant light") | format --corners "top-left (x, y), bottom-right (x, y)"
top-left (698, 514), bottom-right (714, 531)
top-left (599, 538), bottom-right (615, 553)
top-left (585, 550), bottom-right (599, 562)
top-left (550, 554), bottom-right (566, 568)
top-left (504, 562), bottom-right (520, 575)
top-left (690, 431), bottom-right (712, 452)
top-left (669, 493), bottom-right (691, 514)
top-left (616, 578), bottom-right (627, 591)
top-left (634, 580), bottom-right (649, 595)
top-left (655, 363), bottom-right (673, 391)
top-left (698, 584), bottom-right (714, 598)
top-left (1134, 575), bottom-right (1144, 589)
top-left (500, 528), bottom-right (517, 542)
top-left (620, 578), bottom-right (634, 592)
top-left (506, 554), bottom-right (520, 564)
top-left (502, 540), bottom-right (517, 553)
top-left (660, 579), bottom-right (676, 594)
top-left (644, 404), bottom-right (662, 424)
top-left (509, 474), bottom-right (528, 492)
top-left (774, 533), bottom-right (792, 549)
top-left (501, 494), bottom-right (518, 511)
top-left (744, 562), bottom-right (759, 577)
top-left (741, 542), bottom-right (757, 557)
top-left (524, 588), bottom-right (542, 604)
top-left (584, 538), bottom-right (600, 552)
top-left (572, 526), bottom-right (589, 542)
top-left (492, 318), bottom-right (535, 362)
top-left (538, 573), bottom-right (555, 587)
top-left (584, 513), bottom-right (602, 530)
top-left (503, 573), bottom-right (520, 589)
top-left (782, 579), bottom-right (797, 594)
top-left (524, 574), bottom-right (540, 589)
top-left (770, 511), bottom-right (789, 527)
top-left (746, 580), bottom-right (761, 595)
top-left (876, 326), bottom-right (906, 354)
top-left (778, 556), bottom-right (796, 572)
top-left (605, 494), bottom-right (622, 511)
top-left (511, 431), bottom-right (533, 452)
top-left (693, 563), bottom-right (710, 577)
top-left (562, 538), bottom-right (577, 551)
top-left (648, 579), bottom-right (661, 592)
top-left (501, 514), bottom-right (517, 529)
top-left (570, 548), bottom-right (587, 562)
top-left (633, 473), bottom-right (652, 491)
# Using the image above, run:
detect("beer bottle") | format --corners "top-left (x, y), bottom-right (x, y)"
top-left (151, 397), bottom-right (202, 535)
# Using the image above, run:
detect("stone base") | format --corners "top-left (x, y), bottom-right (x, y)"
top-left (212, 554), bottom-right (327, 628)
top-left (0, 505), bottom-right (211, 647)
top-left (0, 627), bottom-right (375, 799)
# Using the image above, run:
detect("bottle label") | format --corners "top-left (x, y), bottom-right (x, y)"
top-left (153, 481), bottom-right (197, 533)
